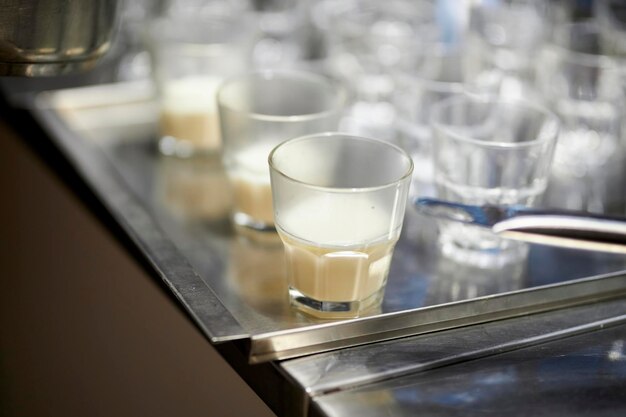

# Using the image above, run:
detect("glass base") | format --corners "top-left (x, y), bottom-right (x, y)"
top-left (438, 224), bottom-right (529, 268)
top-left (288, 286), bottom-right (384, 319)
top-left (439, 239), bottom-right (529, 269)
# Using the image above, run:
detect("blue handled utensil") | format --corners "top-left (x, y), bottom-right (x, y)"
top-left (413, 197), bottom-right (626, 254)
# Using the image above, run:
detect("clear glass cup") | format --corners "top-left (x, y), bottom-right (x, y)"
top-left (430, 95), bottom-right (560, 267)
top-left (269, 133), bottom-right (413, 318)
top-left (150, 14), bottom-right (256, 157)
top-left (466, 0), bottom-right (548, 100)
top-left (312, 0), bottom-right (435, 137)
top-left (217, 70), bottom-right (346, 233)
top-left (536, 21), bottom-right (625, 212)
top-left (392, 36), bottom-right (497, 198)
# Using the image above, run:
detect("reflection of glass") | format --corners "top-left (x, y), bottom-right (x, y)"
top-left (150, 14), bottom-right (255, 157)
top-left (431, 95), bottom-right (559, 267)
top-left (537, 21), bottom-right (625, 213)
top-left (155, 154), bottom-right (232, 223)
top-left (227, 235), bottom-right (290, 318)
top-left (427, 254), bottom-right (527, 305)
top-left (217, 70), bottom-right (345, 233)
top-left (269, 133), bottom-right (413, 318)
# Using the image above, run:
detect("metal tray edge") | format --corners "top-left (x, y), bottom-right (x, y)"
top-left (249, 271), bottom-right (626, 363)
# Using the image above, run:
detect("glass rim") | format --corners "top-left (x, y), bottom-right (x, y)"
top-left (268, 132), bottom-right (414, 193)
top-left (216, 69), bottom-right (347, 123)
top-left (429, 95), bottom-right (560, 149)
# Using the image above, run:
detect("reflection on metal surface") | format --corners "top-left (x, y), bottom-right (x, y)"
top-left (312, 319), bottom-right (626, 417)
top-left (155, 153), bottom-right (233, 223)
top-left (608, 340), bottom-right (625, 362)
top-left (227, 235), bottom-right (290, 318)
top-left (34, 84), bottom-right (626, 363)
top-left (281, 297), bottom-right (626, 398)
top-left (427, 255), bottom-right (526, 304)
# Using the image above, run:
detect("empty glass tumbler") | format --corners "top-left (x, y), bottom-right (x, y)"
top-left (431, 95), bottom-right (559, 266)
top-left (536, 21), bottom-right (625, 213)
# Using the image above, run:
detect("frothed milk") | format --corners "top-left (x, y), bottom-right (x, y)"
top-left (278, 195), bottom-right (399, 305)
top-left (229, 142), bottom-right (277, 226)
top-left (160, 76), bottom-right (223, 151)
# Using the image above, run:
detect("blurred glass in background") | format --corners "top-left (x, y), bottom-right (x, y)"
top-left (102, 0), bottom-right (625, 233)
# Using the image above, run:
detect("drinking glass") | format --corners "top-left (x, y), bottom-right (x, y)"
top-left (218, 70), bottom-right (346, 233)
top-left (431, 95), bottom-right (559, 266)
top-left (466, 0), bottom-right (548, 100)
top-left (536, 21), bottom-right (625, 212)
top-left (269, 133), bottom-right (413, 318)
top-left (151, 14), bottom-right (256, 157)
top-left (312, 0), bottom-right (434, 137)
top-left (393, 38), bottom-right (496, 198)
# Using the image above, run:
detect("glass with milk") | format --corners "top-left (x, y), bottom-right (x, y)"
top-left (217, 70), bottom-right (346, 233)
top-left (269, 133), bottom-right (413, 318)
top-left (151, 15), bottom-right (256, 157)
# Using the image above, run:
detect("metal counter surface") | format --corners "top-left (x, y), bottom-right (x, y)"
top-left (308, 312), bottom-right (626, 417)
top-left (22, 82), bottom-right (626, 363)
top-left (281, 298), bottom-right (626, 398)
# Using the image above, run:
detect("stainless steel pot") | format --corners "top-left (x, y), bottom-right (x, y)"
top-left (0, 0), bottom-right (120, 76)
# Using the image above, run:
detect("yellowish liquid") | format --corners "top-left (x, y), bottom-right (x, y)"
top-left (277, 193), bottom-right (399, 305)
top-left (231, 174), bottom-right (274, 226)
top-left (159, 76), bottom-right (222, 151)
top-left (279, 230), bottom-right (397, 303)
top-left (160, 111), bottom-right (221, 150)
top-left (229, 142), bottom-right (278, 227)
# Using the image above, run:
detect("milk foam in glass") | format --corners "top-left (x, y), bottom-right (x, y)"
top-left (270, 133), bottom-right (413, 318)
top-left (218, 70), bottom-right (346, 233)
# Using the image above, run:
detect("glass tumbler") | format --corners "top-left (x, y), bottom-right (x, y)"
top-left (269, 133), bottom-right (413, 318)
top-left (392, 38), bottom-right (495, 198)
top-left (218, 70), bottom-right (346, 233)
top-left (151, 14), bottom-right (255, 157)
top-left (466, 0), bottom-right (548, 100)
top-left (431, 95), bottom-right (559, 266)
top-left (536, 21), bottom-right (625, 212)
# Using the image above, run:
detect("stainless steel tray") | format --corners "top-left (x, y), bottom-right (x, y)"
top-left (32, 82), bottom-right (626, 363)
